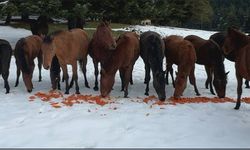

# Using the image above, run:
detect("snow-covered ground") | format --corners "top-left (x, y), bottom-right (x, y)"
top-left (0, 25), bottom-right (250, 148)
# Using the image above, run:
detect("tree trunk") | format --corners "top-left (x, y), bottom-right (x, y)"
top-left (5, 13), bottom-right (11, 25)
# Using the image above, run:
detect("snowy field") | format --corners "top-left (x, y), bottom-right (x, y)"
top-left (0, 25), bottom-right (250, 148)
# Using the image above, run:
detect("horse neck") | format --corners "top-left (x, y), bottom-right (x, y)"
top-left (214, 60), bottom-right (226, 80)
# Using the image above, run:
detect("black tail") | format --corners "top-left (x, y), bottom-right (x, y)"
top-left (15, 38), bottom-right (30, 74)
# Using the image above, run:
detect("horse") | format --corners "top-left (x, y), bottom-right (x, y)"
top-left (30, 15), bottom-right (49, 36)
top-left (42, 29), bottom-right (89, 94)
top-left (14, 35), bottom-right (43, 92)
top-left (222, 27), bottom-right (250, 109)
top-left (100, 32), bottom-right (140, 97)
top-left (163, 35), bottom-right (200, 98)
top-left (184, 35), bottom-right (228, 98)
top-left (88, 21), bottom-right (117, 91)
top-left (210, 32), bottom-right (250, 88)
top-left (0, 39), bottom-right (12, 94)
top-left (140, 31), bottom-right (166, 101)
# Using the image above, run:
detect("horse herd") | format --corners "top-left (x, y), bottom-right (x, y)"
top-left (0, 22), bottom-right (249, 110)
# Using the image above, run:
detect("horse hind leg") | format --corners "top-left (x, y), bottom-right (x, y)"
top-left (2, 70), bottom-right (10, 94)
top-left (119, 68), bottom-right (125, 91)
top-left (123, 66), bottom-right (133, 98)
top-left (205, 65), bottom-right (211, 89)
top-left (93, 60), bottom-right (99, 91)
top-left (235, 73), bottom-right (243, 110)
top-left (15, 64), bottom-right (21, 87)
top-left (38, 54), bottom-right (42, 82)
top-left (79, 59), bottom-right (90, 88)
top-left (189, 66), bottom-right (201, 96)
top-left (245, 80), bottom-right (250, 88)
top-left (72, 62), bottom-right (80, 94)
top-left (61, 65), bottom-right (70, 94)
top-left (144, 63), bottom-right (151, 96)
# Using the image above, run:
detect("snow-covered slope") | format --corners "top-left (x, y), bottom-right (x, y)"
top-left (0, 25), bottom-right (249, 148)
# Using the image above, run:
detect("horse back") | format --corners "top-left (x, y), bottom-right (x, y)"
top-left (25, 35), bottom-right (43, 59)
top-left (140, 31), bottom-right (164, 64)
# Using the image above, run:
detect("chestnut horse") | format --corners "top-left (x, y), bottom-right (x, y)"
top-left (210, 32), bottom-right (249, 88)
top-left (14, 35), bottom-right (43, 92)
top-left (42, 29), bottom-right (89, 94)
top-left (164, 35), bottom-right (200, 98)
top-left (89, 21), bottom-right (117, 91)
top-left (184, 35), bottom-right (228, 98)
top-left (140, 31), bottom-right (166, 101)
top-left (223, 27), bottom-right (250, 109)
top-left (0, 39), bottom-right (12, 93)
top-left (100, 32), bottom-right (140, 97)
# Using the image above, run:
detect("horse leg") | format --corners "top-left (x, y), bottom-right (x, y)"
top-left (2, 69), bottom-right (10, 94)
top-left (61, 65), bottom-right (69, 94)
top-left (15, 63), bottom-right (21, 87)
top-left (169, 66), bottom-right (175, 88)
top-left (165, 69), bottom-right (169, 85)
top-left (81, 58), bottom-right (90, 88)
top-left (119, 68), bottom-right (125, 91)
top-left (93, 59), bottom-right (99, 91)
top-left (37, 54), bottom-right (42, 82)
top-left (205, 65), bottom-right (211, 89)
top-left (189, 66), bottom-right (200, 96)
top-left (123, 67), bottom-right (132, 98)
top-left (130, 66), bottom-right (134, 85)
top-left (245, 80), bottom-right (250, 88)
top-left (144, 63), bottom-right (151, 96)
top-left (72, 63), bottom-right (80, 94)
top-left (235, 73), bottom-right (243, 110)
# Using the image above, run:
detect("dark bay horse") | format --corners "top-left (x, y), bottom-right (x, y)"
top-left (223, 27), bottom-right (250, 109)
top-left (164, 35), bottom-right (200, 98)
top-left (140, 31), bottom-right (166, 101)
top-left (89, 21), bottom-right (117, 91)
top-left (42, 29), bottom-right (89, 94)
top-left (184, 35), bottom-right (228, 98)
top-left (50, 56), bottom-right (61, 90)
top-left (100, 32), bottom-right (140, 97)
top-left (0, 39), bottom-right (12, 93)
top-left (210, 32), bottom-right (250, 88)
top-left (14, 35), bottom-right (43, 92)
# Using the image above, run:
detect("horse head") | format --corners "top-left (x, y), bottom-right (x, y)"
top-left (100, 68), bottom-right (115, 97)
top-left (213, 71), bottom-right (229, 98)
top-left (153, 70), bottom-right (166, 101)
top-left (96, 21), bottom-right (117, 51)
top-left (41, 35), bottom-right (55, 70)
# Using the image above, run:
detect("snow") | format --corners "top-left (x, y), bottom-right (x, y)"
top-left (0, 25), bottom-right (250, 148)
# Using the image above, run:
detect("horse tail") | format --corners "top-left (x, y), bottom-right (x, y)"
top-left (15, 38), bottom-right (30, 74)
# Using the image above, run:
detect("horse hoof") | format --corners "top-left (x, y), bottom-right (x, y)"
top-left (234, 106), bottom-right (240, 110)
top-left (196, 93), bottom-right (201, 96)
top-left (76, 91), bottom-right (80, 94)
top-left (93, 87), bottom-right (99, 91)
top-left (85, 84), bottom-right (90, 88)
top-left (245, 86), bottom-right (250, 89)
top-left (144, 93), bottom-right (149, 96)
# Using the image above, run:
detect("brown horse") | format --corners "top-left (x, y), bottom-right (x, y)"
top-left (163, 35), bottom-right (200, 98)
top-left (184, 35), bottom-right (228, 98)
top-left (42, 29), bottom-right (89, 94)
top-left (100, 32), bottom-right (140, 98)
top-left (14, 35), bottom-right (43, 92)
top-left (223, 27), bottom-right (250, 109)
top-left (89, 21), bottom-right (117, 91)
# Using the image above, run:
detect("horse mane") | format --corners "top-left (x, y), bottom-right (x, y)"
top-left (228, 27), bottom-right (249, 46)
top-left (15, 38), bottom-right (30, 74)
top-left (43, 30), bottom-right (64, 43)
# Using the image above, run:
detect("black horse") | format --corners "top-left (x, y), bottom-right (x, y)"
top-left (0, 39), bottom-right (12, 94)
top-left (210, 32), bottom-right (249, 88)
top-left (140, 31), bottom-right (166, 101)
top-left (30, 15), bottom-right (49, 36)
